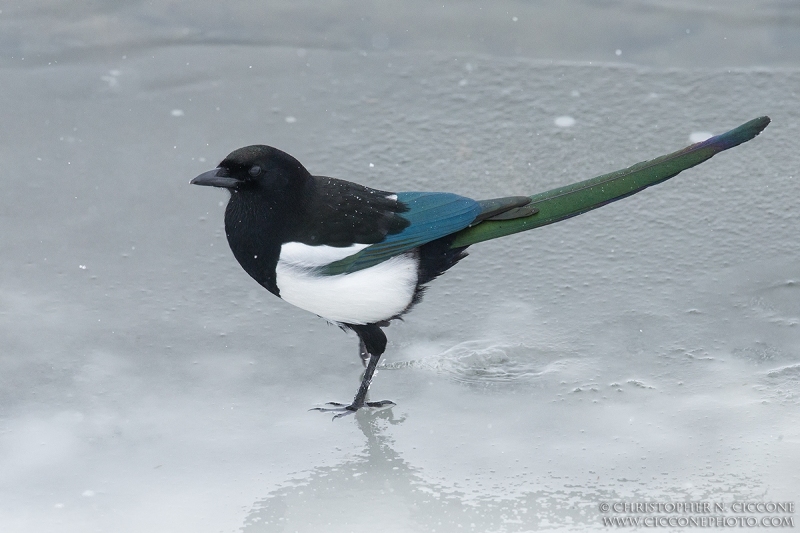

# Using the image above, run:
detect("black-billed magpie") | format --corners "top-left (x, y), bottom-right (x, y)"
top-left (191, 116), bottom-right (769, 418)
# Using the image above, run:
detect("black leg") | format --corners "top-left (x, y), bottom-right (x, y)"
top-left (358, 338), bottom-right (369, 367)
top-left (311, 323), bottom-right (395, 419)
top-left (350, 351), bottom-right (389, 409)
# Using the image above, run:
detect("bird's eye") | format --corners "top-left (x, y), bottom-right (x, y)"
top-left (248, 165), bottom-right (262, 177)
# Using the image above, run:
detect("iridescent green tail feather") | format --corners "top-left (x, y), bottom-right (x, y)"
top-left (449, 116), bottom-right (771, 249)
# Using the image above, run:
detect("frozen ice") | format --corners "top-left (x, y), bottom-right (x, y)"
top-left (1, 1), bottom-right (797, 532)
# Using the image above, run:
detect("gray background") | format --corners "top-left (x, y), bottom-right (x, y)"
top-left (1, 1), bottom-right (798, 532)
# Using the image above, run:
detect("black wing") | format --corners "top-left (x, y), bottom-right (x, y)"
top-left (285, 176), bottom-right (410, 247)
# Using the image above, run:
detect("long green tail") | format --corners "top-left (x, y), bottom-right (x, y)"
top-left (449, 116), bottom-right (771, 248)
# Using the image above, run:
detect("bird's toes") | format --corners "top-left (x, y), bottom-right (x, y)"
top-left (309, 403), bottom-right (354, 412)
top-left (309, 399), bottom-right (395, 419)
top-left (365, 400), bottom-right (395, 408)
top-left (309, 403), bottom-right (357, 421)
top-left (331, 410), bottom-right (356, 420)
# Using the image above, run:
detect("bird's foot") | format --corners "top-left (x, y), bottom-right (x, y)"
top-left (310, 400), bottom-right (395, 420)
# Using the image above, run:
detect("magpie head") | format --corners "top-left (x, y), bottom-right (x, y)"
top-left (191, 145), bottom-right (310, 202)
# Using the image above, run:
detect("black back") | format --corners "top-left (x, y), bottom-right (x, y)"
top-left (286, 176), bottom-right (409, 246)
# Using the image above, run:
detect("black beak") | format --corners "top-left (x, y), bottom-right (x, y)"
top-left (191, 168), bottom-right (240, 188)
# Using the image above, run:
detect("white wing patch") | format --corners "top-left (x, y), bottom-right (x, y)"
top-left (279, 242), bottom-right (369, 267)
top-left (275, 252), bottom-right (419, 325)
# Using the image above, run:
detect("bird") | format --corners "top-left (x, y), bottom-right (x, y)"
top-left (191, 116), bottom-right (769, 418)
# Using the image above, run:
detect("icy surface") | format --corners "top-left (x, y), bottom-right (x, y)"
top-left (1, 2), bottom-right (798, 532)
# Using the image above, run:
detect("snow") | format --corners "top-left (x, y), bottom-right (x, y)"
top-left (690, 131), bottom-right (713, 143)
top-left (555, 116), bottom-right (576, 128)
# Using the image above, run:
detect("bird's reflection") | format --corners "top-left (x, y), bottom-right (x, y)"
top-left (240, 409), bottom-right (592, 532)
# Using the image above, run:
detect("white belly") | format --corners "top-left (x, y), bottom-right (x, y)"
top-left (275, 243), bottom-right (419, 325)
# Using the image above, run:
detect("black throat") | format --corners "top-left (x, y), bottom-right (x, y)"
top-left (224, 189), bottom-right (285, 296)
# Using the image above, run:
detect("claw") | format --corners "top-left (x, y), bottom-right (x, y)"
top-left (365, 400), bottom-right (395, 408)
top-left (310, 399), bottom-right (396, 420)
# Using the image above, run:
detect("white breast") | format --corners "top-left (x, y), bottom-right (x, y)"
top-left (275, 243), bottom-right (419, 325)
top-left (278, 241), bottom-right (370, 266)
